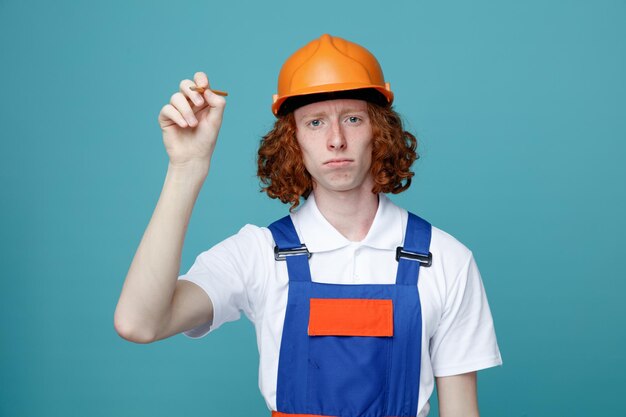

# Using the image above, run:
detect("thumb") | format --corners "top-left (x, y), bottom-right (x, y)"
top-left (202, 89), bottom-right (227, 123)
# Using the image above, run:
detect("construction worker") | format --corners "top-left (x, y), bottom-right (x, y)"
top-left (115, 34), bottom-right (502, 417)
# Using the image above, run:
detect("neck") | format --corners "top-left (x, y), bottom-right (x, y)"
top-left (312, 184), bottom-right (379, 242)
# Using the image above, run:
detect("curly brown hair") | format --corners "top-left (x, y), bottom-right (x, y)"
top-left (257, 102), bottom-right (418, 210)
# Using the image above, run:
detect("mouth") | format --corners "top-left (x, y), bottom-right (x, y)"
top-left (324, 158), bottom-right (354, 167)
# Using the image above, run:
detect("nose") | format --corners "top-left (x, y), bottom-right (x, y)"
top-left (327, 122), bottom-right (347, 151)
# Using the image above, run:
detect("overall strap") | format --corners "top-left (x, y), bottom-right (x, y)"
top-left (395, 212), bottom-right (433, 286)
top-left (268, 216), bottom-right (312, 283)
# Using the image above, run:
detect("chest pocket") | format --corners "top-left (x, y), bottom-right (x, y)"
top-left (308, 298), bottom-right (394, 337)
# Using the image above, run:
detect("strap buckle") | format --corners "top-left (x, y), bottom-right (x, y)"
top-left (395, 247), bottom-right (432, 267)
top-left (274, 244), bottom-right (312, 261)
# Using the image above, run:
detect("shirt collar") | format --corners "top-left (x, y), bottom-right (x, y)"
top-left (290, 193), bottom-right (405, 253)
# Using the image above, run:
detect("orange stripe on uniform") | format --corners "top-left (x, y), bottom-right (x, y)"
top-left (308, 298), bottom-right (394, 337)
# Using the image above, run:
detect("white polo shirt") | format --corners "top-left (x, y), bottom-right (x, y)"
top-left (178, 193), bottom-right (502, 417)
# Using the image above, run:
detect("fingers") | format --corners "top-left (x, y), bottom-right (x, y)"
top-left (159, 104), bottom-right (189, 128)
top-left (182, 73), bottom-right (227, 124)
top-left (186, 72), bottom-right (226, 113)
top-left (194, 71), bottom-right (209, 90)
top-left (171, 92), bottom-right (199, 126)
top-left (158, 72), bottom-right (226, 129)
top-left (179, 71), bottom-right (211, 107)
top-left (158, 87), bottom-right (199, 129)
top-left (181, 77), bottom-right (206, 108)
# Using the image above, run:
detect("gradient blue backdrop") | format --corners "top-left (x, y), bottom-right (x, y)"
top-left (1, 0), bottom-right (625, 416)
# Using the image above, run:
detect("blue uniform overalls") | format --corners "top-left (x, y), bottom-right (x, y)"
top-left (268, 212), bottom-right (432, 417)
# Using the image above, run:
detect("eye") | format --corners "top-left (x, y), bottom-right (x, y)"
top-left (308, 119), bottom-right (322, 128)
top-left (347, 116), bottom-right (361, 124)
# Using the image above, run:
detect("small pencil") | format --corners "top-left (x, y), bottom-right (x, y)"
top-left (190, 86), bottom-right (228, 96)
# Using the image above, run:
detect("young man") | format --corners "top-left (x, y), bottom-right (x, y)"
top-left (115, 34), bottom-right (502, 417)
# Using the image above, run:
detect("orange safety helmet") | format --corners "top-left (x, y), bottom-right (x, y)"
top-left (272, 34), bottom-right (394, 116)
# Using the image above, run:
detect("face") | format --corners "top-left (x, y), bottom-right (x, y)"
top-left (294, 99), bottom-right (374, 196)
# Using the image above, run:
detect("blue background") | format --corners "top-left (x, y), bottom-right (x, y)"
top-left (1, 0), bottom-right (625, 416)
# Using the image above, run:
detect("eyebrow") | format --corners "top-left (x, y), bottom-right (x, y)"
top-left (299, 108), bottom-right (368, 121)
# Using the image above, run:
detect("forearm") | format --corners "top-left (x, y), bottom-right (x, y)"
top-left (114, 161), bottom-right (209, 342)
top-left (436, 372), bottom-right (479, 417)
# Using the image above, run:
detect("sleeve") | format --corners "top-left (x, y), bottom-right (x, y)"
top-left (177, 224), bottom-right (270, 339)
top-left (429, 252), bottom-right (503, 376)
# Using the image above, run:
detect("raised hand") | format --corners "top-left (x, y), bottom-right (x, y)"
top-left (157, 71), bottom-right (226, 168)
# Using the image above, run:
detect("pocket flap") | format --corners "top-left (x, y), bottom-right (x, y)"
top-left (308, 298), bottom-right (393, 337)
